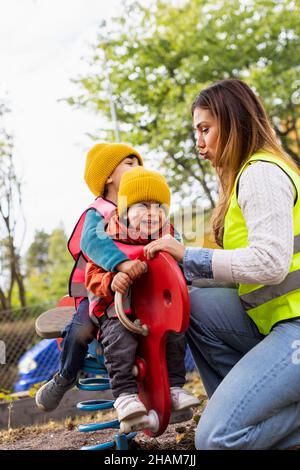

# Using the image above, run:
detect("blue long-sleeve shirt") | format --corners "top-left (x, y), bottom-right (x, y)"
top-left (81, 209), bottom-right (129, 272)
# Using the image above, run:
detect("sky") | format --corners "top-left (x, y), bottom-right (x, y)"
top-left (0, 0), bottom-right (128, 254)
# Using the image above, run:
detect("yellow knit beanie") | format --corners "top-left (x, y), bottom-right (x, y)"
top-left (118, 167), bottom-right (171, 216)
top-left (84, 142), bottom-right (143, 196)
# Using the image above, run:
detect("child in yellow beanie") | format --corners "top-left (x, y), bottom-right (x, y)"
top-left (36, 142), bottom-right (148, 413)
top-left (85, 167), bottom-right (200, 423)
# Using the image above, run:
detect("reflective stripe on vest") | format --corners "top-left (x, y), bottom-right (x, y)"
top-left (88, 288), bottom-right (132, 320)
top-left (294, 233), bottom-right (300, 253)
top-left (223, 152), bottom-right (300, 335)
top-left (67, 197), bottom-right (116, 300)
top-left (69, 254), bottom-right (89, 298)
top-left (240, 234), bottom-right (300, 310)
top-left (240, 269), bottom-right (300, 310)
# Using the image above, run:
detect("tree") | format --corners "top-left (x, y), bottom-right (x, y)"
top-left (67, 0), bottom-right (300, 207)
top-left (26, 229), bottom-right (50, 275)
top-left (47, 226), bottom-right (73, 300)
top-left (0, 100), bottom-right (26, 310)
top-left (25, 225), bottom-right (73, 306)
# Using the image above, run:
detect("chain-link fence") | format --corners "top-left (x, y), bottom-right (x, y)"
top-left (0, 301), bottom-right (197, 394)
top-left (0, 302), bottom-right (56, 393)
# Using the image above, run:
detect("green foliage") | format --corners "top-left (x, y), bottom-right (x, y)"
top-left (28, 382), bottom-right (45, 398)
top-left (25, 225), bottom-right (73, 306)
top-left (67, 0), bottom-right (300, 206)
top-left (0, 100), bottom-right (26, 309)
top-left (26, 230), bottom-right (50, 275)
top-left (0, 390), bottom-right (18, 430)
top-left (0, 390), bottom-right (18, 403)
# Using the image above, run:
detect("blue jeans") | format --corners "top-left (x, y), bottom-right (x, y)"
top-left (59, 298), bottom-right (97, 381)
top-left (186, 286), bottom-right (300, 450)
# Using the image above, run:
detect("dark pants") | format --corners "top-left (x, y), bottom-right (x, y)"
top-left (59, 298), bottom-right (97, 381)
top-left (59, 299), bottom-right (186, 397)
top-left (100, 316), bottom-right (186, 398)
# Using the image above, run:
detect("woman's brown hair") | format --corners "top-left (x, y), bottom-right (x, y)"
top-left (191, 79), bottom-right (300, 247)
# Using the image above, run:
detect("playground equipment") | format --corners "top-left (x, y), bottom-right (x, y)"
top-left (35, 249), bottom-right (191, 450)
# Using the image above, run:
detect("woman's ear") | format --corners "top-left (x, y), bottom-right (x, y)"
top-left (106, 176), bottom-right (113, 184)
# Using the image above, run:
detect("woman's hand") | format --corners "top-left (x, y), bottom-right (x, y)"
top-left (144, 234), bottom-right (185, 262)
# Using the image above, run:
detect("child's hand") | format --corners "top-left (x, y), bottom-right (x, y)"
top-left (144, 234), bottom-right (185, 262)
top-left (111, 272), bottom-right (132, 295)
top-left (116, 259), bottom-right (148, 281)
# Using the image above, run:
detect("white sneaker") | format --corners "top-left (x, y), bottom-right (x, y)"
top-left (114, 393), bottom-right (147, 421)
top-left (170, 387), bottom-right (201, 411)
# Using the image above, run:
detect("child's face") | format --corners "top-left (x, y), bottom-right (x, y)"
top-left (107, 156), bottom-right (140, 190)
top-left (127, 201), bottom-right (167, 238)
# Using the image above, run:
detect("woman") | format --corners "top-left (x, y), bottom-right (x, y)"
top-left (144, 79), bottom-right (300, 450)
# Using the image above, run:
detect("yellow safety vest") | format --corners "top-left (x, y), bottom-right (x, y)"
top-left (223, 151), bottom-right (300, 335)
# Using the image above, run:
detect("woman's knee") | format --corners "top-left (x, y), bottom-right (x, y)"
top-left (195, 418), bottom-right (223, 450)
top-left (189, 287), bottom-right (240, 330)
top-left (188, 287), bottom-right (219, 331)
top-left (195, 415), bottom-right (235, 450)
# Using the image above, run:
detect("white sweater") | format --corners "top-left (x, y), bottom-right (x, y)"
top-left (212, 162), bottom-right (295, 285)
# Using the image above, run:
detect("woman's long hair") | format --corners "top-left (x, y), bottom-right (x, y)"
top-left (191, 79), bottom-right (300, 247)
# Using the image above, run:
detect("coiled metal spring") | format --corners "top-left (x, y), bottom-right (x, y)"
top-left (76, 352), bottom-right (136, 450)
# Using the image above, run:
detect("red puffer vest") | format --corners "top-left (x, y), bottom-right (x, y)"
top-left (67, 197), bottom-right (116, 307)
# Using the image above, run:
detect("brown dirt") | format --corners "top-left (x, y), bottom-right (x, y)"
top-left (1, 397), bottom-right (300, 450)
top-left (0, 406), bottom-right (205, 450)
top-left (5, 372), bottom-right (299, 451)
top-left (0, 417), bottom-right (199, 451)
top-left (0, 374), bottom-right (207, 450)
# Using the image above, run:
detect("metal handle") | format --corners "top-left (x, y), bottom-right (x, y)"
top-left (114, 291), bottom-right (149, 336)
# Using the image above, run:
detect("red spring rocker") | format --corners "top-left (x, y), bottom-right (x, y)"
top-left (42, 247), bottom-right (190, 438)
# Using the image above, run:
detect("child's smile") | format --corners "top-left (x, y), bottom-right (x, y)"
top-left (127, 201), bottom-right (166, 238)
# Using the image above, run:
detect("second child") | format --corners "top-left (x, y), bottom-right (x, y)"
top-left (36, 143), bottom-right (147, 412)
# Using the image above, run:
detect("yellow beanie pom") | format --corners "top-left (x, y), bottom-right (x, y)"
top-left (118, 167), bottom-right (171, 216)
top-left (84, 142), bottom-right (143, 196)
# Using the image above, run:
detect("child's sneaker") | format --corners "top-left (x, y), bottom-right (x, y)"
top-left (35, 372), bottom-right (77, 411)
top-left (114, 393), bottom-right (147, 421)
top-left (170, 387), bottom-right (201, 411)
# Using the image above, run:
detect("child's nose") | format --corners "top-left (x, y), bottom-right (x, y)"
top-left (149, 207), bottom-right (159, 217)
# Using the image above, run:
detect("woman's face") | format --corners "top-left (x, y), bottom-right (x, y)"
top-left (193, 107), bottom-right (219, 168)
